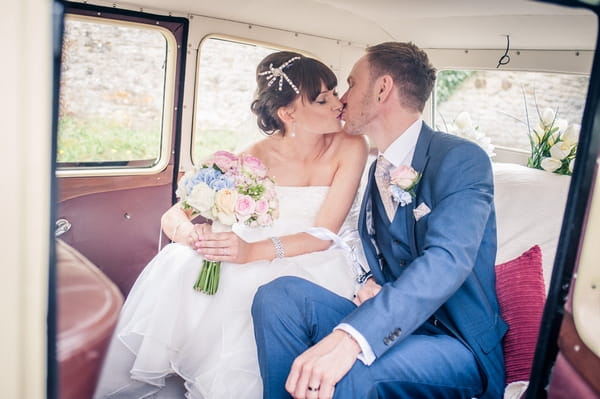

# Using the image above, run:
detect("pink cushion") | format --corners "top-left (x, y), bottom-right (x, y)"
top-left (495, 245), bottom-right (546, 384)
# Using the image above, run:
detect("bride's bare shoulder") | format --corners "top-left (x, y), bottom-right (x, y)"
top-left (331, 131), bottom-right (370, 155)
top-left (238, 137), bottom-right (275, 159)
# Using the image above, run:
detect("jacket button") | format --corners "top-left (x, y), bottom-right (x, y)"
top-left (383, 337), bottom-right (391, 345)
top-left (393, 328), bottom-right (402, 337)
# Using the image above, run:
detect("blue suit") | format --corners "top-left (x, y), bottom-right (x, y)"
top-left (252, 123), bottom-right (507, 399)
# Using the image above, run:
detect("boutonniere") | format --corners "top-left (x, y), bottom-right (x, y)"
top-left (389, 166), bottom-right (422, 206)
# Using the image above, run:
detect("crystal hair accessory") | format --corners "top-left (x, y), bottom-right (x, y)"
top-left (258, 56), bottom-right (301, 94)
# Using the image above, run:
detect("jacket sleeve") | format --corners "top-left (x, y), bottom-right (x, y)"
top-left (341, 140), bottom-right (495, 358)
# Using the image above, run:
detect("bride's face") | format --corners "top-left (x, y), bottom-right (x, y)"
top-left (292, 83), bottom-right (343, 136)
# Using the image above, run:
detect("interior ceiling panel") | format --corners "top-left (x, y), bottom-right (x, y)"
top-left (97, 0), bottom-right (597, 49)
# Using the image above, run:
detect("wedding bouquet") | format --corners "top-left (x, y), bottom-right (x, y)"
top-left (527, 107), bottom-right (579, 176)
top-left (175, 150), bottom-right (279, 294)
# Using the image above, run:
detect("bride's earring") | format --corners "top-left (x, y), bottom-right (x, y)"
top-left (290, 122), bottom-right (296, 138)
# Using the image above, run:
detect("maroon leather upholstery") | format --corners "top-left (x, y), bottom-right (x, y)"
top-left (56, 238), bottom-right (123, 399)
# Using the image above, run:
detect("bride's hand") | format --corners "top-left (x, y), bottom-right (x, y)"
top-left (193, 228), bottom-right (250, 264)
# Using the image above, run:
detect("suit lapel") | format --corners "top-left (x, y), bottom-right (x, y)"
top-left (403, 124), bottom-right (434, 257)
top-left (359, 161), bottom-right (384, 282)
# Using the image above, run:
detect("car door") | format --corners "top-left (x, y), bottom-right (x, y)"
top-left (526, 1), bottom-right (600, 397)
top-left (55, 3), bottom-right (188, 296)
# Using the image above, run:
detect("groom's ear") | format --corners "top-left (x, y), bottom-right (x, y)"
top-left (376, 75), bottom-right (394, 103)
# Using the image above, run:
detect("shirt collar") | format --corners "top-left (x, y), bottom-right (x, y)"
top-left (380, 119), bottom-right (422, 167)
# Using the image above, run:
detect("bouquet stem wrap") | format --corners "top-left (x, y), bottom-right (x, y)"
top-left (193, 221), bottom-right (231, 295)
top-left (194, 260), bottom-right (221, 294)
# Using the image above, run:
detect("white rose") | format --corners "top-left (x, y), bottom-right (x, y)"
top-left (562, 123), bottom-right (580, 146)
top-left (186, 182), bottom-right (215, 214)
top-left (541, 157), bottom-right (562, 172)
top-left (541, 108), bottom-right (556, 127)
top-left (549, 142), bottom-right (572, 160)
top-left (454, 111), bottom-right (473, 130)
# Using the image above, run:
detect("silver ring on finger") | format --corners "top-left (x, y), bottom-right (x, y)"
top-left (307, 386), bottom-right (320, 392)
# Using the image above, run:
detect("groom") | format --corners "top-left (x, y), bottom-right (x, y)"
top-left (252, 41), bottom-right (507, 399)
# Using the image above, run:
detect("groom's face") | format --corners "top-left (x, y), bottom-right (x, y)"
top-left (340, 55), bottom-right (378, 136)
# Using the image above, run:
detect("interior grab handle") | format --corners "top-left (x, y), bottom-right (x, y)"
top-left (55, 218), bottom-right (72, 237)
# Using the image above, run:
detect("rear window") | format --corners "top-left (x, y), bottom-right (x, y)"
top-left (434, 69), bottom-right (589, 155)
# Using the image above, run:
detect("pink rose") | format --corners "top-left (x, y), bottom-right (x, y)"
top-left (254, 198), bottom-right (269, 215)
top-left (390, 166), bottom-right (420, 190)
top-left (236, 195), bottom-right (256, 219)
top-left (256, 213), bottom-right (274, 227)
top-left (240, 154), bottom-right (268, 177)
top-left (209, 151), bottom-right (239, 173)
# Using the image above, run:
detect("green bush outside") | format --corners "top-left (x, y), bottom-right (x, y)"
top-left (436, 70), bottom-right (475, 105)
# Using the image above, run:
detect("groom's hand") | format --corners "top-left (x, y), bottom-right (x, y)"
top-left (285, 330), bottom-right (361, 399)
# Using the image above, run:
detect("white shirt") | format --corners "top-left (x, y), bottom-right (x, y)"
top-left (335, 118), bottom-right (423, 365)
top-left (381, 118), bottom-right (422, 167)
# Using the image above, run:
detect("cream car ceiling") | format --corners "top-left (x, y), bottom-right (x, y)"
top-left (85, 0), bottom-right (598, 50)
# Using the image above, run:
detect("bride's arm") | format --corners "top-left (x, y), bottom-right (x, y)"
top-left (197, 134), bottom-right (369, 264)
top-left (160, 202), bottom-right (209, 245)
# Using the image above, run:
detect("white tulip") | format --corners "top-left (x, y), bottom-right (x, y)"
top-left (454, 111), bottom-right (473, 130)
top-left (562, 123), bottom-right (580, 146)
top-left (541, 108), bottom-right (556, 127)
top-left (550, 142), bottom-right (571, 160)
top-left (541, 157), bottom-right (562, 172)
top-left (555, 118), bottom-right (569, 135)
top-left (569, 158), bottom-right (575, 173)
top-left (531, 127), bottom-right (543, 144)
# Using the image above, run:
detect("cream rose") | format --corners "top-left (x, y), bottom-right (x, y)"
top-left (214, 188), bottom-right (238, 225)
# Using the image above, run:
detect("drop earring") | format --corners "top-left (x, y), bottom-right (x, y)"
top-left (290, 122), bottom-right (296, 138)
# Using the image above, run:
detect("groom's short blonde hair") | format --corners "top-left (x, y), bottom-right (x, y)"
top-left (366, 42), bottom-right (436, 113)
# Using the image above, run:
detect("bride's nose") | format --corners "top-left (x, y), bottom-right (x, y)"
top-left (332, 96), bottom-right (343, 111)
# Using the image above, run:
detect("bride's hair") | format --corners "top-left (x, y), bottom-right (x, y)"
top-left (251, 51), bottom-right (337, 136)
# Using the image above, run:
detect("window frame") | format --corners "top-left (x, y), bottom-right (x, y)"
top-left (190, 34), bottom-right (313, 164)
top-left (56, 2), bottom-right (186, 178)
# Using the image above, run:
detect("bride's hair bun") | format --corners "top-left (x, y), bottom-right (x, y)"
top-left (251, 51), bottom-right (337, 136)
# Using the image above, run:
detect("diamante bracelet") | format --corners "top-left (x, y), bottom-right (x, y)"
top-left (270, 236), bottom-right (285, 259)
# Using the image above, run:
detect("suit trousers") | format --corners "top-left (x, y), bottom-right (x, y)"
top-left (252, 276), bottom-right (484, 399)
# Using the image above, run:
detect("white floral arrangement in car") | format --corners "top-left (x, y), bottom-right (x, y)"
top-left (527, 107), bottom-right (579, 176)
top-left (448, 111), bottom-right (496, 158)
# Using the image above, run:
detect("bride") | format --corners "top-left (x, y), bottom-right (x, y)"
top-left (94, 50), bottom-right (369, 399)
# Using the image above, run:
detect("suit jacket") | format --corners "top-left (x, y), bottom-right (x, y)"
top-left (343, 123), bottom-right (507, 399)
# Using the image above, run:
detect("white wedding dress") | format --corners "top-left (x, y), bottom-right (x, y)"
top-left (94, 186), bottom-right (362, 399)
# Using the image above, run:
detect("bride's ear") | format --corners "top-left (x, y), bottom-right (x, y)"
top-left (277, 106), bottom-right (295, 124)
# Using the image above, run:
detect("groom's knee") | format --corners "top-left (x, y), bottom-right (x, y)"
top-left (251, 276), bottom-right (309, 321)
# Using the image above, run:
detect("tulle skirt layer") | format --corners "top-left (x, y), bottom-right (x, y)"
top-left (94, 243), bottom-right (356, 399)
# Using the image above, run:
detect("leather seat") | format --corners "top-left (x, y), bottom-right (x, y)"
top-left (56, 238), bottom-right (123, 399)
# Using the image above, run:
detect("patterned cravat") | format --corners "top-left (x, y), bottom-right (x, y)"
top-left (375, 155), bottom-right (396, 220)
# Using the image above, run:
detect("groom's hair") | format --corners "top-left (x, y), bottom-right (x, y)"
top-left (366, 42), bottom-right (436, 113)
